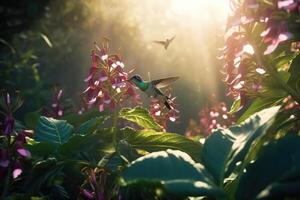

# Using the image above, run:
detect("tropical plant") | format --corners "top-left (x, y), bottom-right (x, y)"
top-left (1, 0), bottom-right (300, 199)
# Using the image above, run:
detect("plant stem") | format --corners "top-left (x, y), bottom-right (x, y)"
top-left (111, 110), bottom-right (118, 148)
top-left (1, 164), bottom-right (11, 198)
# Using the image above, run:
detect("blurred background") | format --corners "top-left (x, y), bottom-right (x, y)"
top-left (0, 0), bottom-right (230, 133)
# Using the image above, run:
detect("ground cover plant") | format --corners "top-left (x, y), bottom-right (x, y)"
top-left (1, 0), bottom-right (300, 199)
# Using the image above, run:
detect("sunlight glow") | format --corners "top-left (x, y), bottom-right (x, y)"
top-left (171, 0), bottom-right (229, 20)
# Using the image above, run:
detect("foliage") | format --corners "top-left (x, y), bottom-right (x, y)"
top-left (1, 0), bottom-right (300, 199)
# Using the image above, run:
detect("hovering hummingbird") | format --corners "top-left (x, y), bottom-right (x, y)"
top-left (153, 35), bottom-right (176, 50)
top-left (128, 75), bottom-right (179, 109)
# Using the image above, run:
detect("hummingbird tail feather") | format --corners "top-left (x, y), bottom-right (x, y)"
top-left (164, 100), bottom-right (171, 110)
top-left (164, 96), bottom-right (172, 110)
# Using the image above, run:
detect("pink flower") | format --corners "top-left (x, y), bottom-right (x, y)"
top-left (149, 95), bottom-right (180, 130)
top-left (83, 42), bottom-right (140, 112)
top-left (278, 0), bottom-right (300, 12)
top-left (261, 20), bottom-right (292, 54)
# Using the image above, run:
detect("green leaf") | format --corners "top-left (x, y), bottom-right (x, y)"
top-left (236, 134), bottom-right (300, 200)
top-left (58, 133), bottom-right (109, 158)
top-left (122, 128), bottom-right (202, 161)
top-left (26, 142), bottom-right (58, 157)
top-left (288, 53), bottom-right (300, 93)
top-left (40, 33), bottom-right (53, 48)
top-left (121, 149), bottom-right (225, 198)
top-left (201, 129), bottom-right (234, 185)
top-left (77, 116), bottom-right (108, 135)
top-left (238, 94), bottom-right (284, 123)
top-left (119, 107), bottom-right (162, 130)
top-left (201, 106), bottom-right (279, 185)
top-left (34, 116), bottom-right (74, 144)
top-left (62, 108), bottom-right (103, 127)
top-left (229, 98), bottom-right (241, 114)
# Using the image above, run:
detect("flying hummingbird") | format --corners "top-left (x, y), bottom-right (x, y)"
top-left (128, 75), bottom-right (179, 109)
top-left (153, 35), bottom-right (176, 50)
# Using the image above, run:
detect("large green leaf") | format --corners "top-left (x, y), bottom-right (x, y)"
top-left (58, 133), bottom-right (111, 158)
top-left (34, 116), bottom-right (74, 144)
top-left (236, 134), bottom-right (300, 200)
top-left (201, 129), bottom-right (234, 185)
top-left (62, 108), bottom-right (103, 127)
top-left (26, 142), bottom-right (59, 157)
top-left (201, 106), bottom-right (279, 185)
top-left (121, 149), bottom-right (225, 198)
top-left (77, 116), bottom-right (108, 135)
top-left (121, 128), bottom-right (202, 161)
top-left (237, 92), bottom-right (285, 123)
top-left (119, 107), bottom-right (162, 130)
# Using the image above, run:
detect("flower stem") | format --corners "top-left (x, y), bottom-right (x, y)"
top-left (111, 110), bottom-right (118, 148)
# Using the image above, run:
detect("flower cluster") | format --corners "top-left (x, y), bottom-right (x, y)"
top-left (149, 96), bottom-right (179, 130)
top-left (185, 102), bottom-right (235, 138)
top-left (222, 0), bottom-right (300, 110)
top-left (83, 42), bottom-right (140, 112)
top-left (0, 92), bottom-right (32, 181)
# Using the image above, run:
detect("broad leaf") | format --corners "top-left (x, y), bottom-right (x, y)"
top-left (34, 116), bottom-right (74, 144)
top-left (62, 108), bottom-right (103, 127)
top-left (77, 116), bottom-right (108, 135)
top-left (238, 93), bottom-right (285, 123)
top-left (119, 107), bottom-right (161, 130)
top-left (236, 134), bottom-right (300, 200)
top-left (201, 106), bottom-right (279, 185)
top-left (121, 149), bottom-right (225, 198)
top-left (58, 133), bottom-right (111, 158)
top-left (201, 129), bottom-right (234, 185)
top-left (26, 142), bottom-right (59, 157)
top-left (121, 128), bottom-right (202, 161)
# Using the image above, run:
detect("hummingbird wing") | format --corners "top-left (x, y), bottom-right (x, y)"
top-left (153, 40), bottom-right (166, 46)
top-left (169, 35), bottom-right (176, 43)
top-left (151, 77), bottom-right (179, 89)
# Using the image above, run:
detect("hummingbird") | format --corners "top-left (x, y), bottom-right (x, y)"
top-left (153, 35), bottom-right (176, 50)
top-left (128, 75), bottom-right (179, 109)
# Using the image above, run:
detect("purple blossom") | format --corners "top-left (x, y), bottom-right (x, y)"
top-left (17, 148), bottom-right (31, 158)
